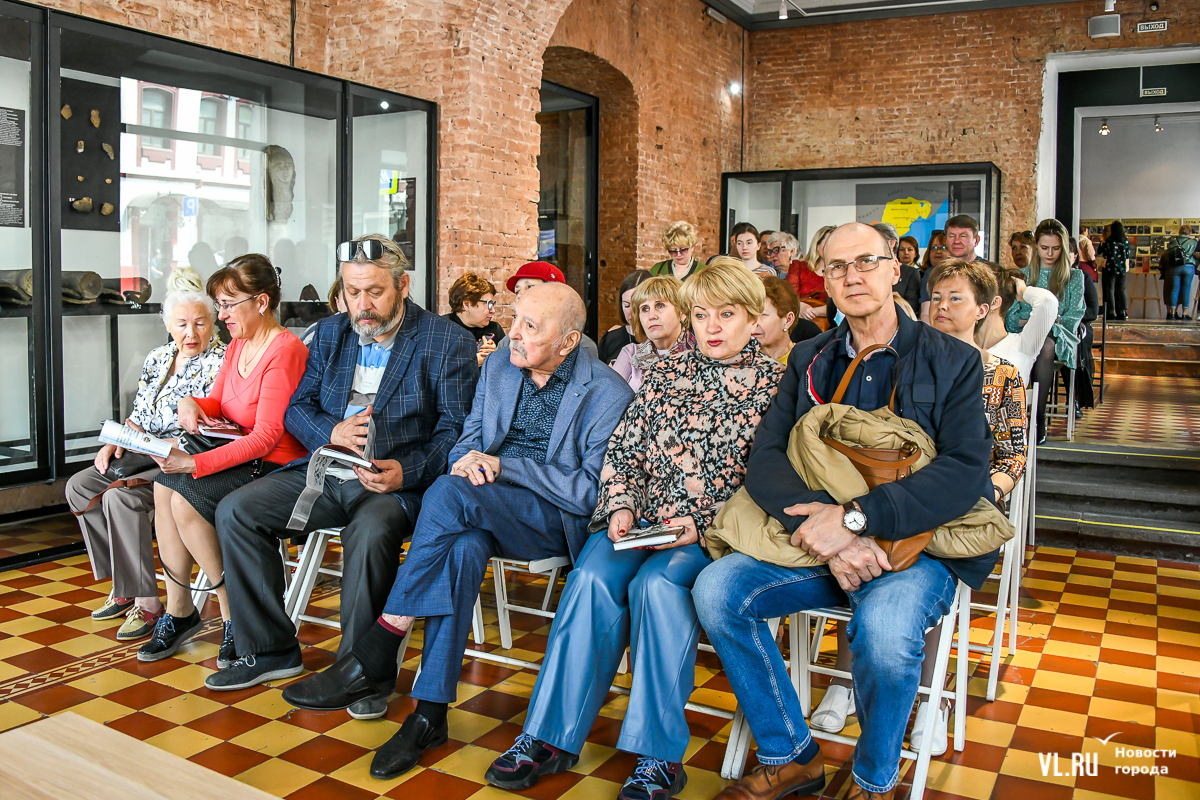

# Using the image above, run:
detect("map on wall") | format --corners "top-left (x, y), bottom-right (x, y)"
top-left (855, 181), bottom-right (982, 247)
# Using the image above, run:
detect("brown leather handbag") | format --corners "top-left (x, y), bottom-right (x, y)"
top-left (819, 343), bottom-right (933, 571)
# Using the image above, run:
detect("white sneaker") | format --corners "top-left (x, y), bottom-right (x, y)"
top-left (911, 701), bottom-right (949, 757)
top-left (810, 684), bottom-right (855, 733)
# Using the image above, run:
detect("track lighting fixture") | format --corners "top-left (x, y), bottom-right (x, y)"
top-left (1099, 119), bottom-right (1110, 135)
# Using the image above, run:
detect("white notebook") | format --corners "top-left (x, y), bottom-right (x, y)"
top-left (99, 421), bottom-right (172, 458)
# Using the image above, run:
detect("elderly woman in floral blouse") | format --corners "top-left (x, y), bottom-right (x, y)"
top-left (485, 261), bottom-right (784, 800)
top-left (65, 267), bottom-right (225, 642)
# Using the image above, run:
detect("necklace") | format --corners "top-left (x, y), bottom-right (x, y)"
top-left (239, 328), bottom-right (276, 376)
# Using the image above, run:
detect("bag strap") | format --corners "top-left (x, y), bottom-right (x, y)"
top-left (70, 477), bottom-right (153, 516)
top-left (830, 343), bottom-right (900, 410)
top-left (821, 436), bottom-right (921, 471)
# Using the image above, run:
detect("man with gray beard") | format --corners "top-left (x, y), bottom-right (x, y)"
top-left (207, 234), bottom-right (478, 698)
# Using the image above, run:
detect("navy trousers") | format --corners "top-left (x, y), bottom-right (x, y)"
top-left (384, 474), bottom-right (570, 704)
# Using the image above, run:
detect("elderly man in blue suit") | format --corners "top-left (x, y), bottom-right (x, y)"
top-left (283, 281), bottom-right (634, 778)
top-left (206, 234), bottom-right (478, 697)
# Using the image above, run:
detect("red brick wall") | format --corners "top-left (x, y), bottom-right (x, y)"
top-left (745, 2), bottom-right (1200, 243)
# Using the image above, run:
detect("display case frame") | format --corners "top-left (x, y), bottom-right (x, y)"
top-left (0, 1), bottom-right (439, 502)
top-left (720, 162), bottom-right (1003, 263)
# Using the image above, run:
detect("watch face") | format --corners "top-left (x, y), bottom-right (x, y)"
top-left (844, 509), bottom-right (867, 532)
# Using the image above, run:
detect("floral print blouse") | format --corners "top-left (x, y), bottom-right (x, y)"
top-left (590, 338), bottom-right (785, 535)
top-left (127, 335), bottom-right (225, 437)
top-left (983, 354), bottom-right (1028, 488)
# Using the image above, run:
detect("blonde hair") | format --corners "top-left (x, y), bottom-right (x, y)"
top-left (162, 266), bottom-right (215, 324)
top-left (680, 258), bottom-right (766, 319)
top-left (1032, 219), bottom-right (1073, 299)
top-left (893, 293), bottom-right (917, 320)
top-left (629, 275), bottom-right (688, 342)
top-left (661, 221), bottom-right (698, 250)
top-left (805, 226), bottom-right (836, 269)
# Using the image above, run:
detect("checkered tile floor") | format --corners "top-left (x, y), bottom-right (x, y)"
top-left (1, 545), bottom-right (1198, 799)
top-left (0, 513), bottom-right (82, 561)
top-left (1048, 375), bottom-right (1200, 450)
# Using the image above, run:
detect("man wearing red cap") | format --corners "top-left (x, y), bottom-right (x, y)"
top-left (497, 261), bottom-right (600, 358)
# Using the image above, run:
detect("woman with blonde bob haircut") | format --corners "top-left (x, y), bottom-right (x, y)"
top-left (487, 258), bottom-right (784, 797)
top-left (651, 220), bottom-right (703, 281)
top-left (613, 275), bottom-right (694, 392)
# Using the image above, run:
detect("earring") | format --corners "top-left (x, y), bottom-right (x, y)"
top-left (258, 309), bottom-right (263, 316)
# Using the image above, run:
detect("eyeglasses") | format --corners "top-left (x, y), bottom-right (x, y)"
top-left (215, 296), bottom-right (256, 312)
top-left (484, 300), bottom-right (496, 310)
top-left (765, 246), bottom-right (787, 256)
top-left (822, 254), bottom-right (893, 280)
top-left (929, 245), bottom-right (948, 251)
top-left (667, 247), bottom-right (691, 256)
top-left (337, 239), bottom-right (387, 263)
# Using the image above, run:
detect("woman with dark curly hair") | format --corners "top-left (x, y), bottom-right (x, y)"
top-left (444, 272), bottom-right (504, 366)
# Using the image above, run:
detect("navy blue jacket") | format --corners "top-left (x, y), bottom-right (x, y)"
top-left (283, 299), bottom-right (479, 521)
top-left (746, 306), bottom-right (997, 589)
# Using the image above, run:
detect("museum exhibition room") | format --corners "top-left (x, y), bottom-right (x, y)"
top-left (0, 1), bottom-right (1197, 799)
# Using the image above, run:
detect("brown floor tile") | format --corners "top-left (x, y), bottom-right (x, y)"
top-left (106, 711), bottom-right (176, 741)
top-left (38, 604), bottom-right (94, 624)
top-left (516, 769), bottom-right (587, 800)
top-left (455, 688), bottom-right (530, 720)
top-left (106, 680), bottom-right (183, 710)
top-left (1046, 627), bottom-right (1103, 646)
top-left (1098, 646), bottom-right (1156, 671)
top-left (591, 750), bottom-right (639, 783)
top-left (13, 684), bottom-right (95, 714)
top-left (5, 574), bottom-right (49, 589)
top-left (22, 625), bottom-right (88, 646)
top-left (1075, 766), bottom-right (1157, 798)
top-left (989, 774), bottom-right (1076, 799)
top-left (1092, 679), bottom-right (1158, 707)
top-left (1155, 707), bottom-right (1200, 732)
top-left (1157, 671), bottom-right (1200, 695)
top-left (1106, 599), bottom-right (1159, 616)
top-left (1084, 717), bottom-right (1155, 749)
top-left (942, 739), bottom-right (1007, 773)
top-left (54, 588), bottom-right (106, 605)
top-left (417, 737), bottom-right (466, 768)
top-left (470, 720), bottom-right (525, 752)
top-left (684, 707), bottom-right (730, 740)
top-left (187, 706), bottom-right (270, 739)
top-left (5, 647), bottom-right (77, 673)
top-left (0, 590), bottom-right (38, 606)
top-left (1007, 727), bottom-right (1084, 758)
top-left (457, 660), bottom-right (521, 688)
top-left (965, 697), bottom-right (1023, 723)
top-left (1036, 654), bottom-right (1098, 678)
top-left (279, 735), bottom-right (368, 773)
top-left (283, 707), bottom-right (353, 734)
top-left (685, 740), bottom-right (728, 773)
top-left (287, 775), bottom-right (378, 800)
top-left (188, 741), bottom-right (272, 777)
top-left (114, 656), bottom-right (191, 679)
top-left (383, 768), bottom-right (480, 800)
top-left (1157, 640), bottom-right (1200, 661)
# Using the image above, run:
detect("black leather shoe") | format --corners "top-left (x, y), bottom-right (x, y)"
top-left (282, 653), bottom-right (394, 712)
top-left (370, 713), bottom-right (448, 779)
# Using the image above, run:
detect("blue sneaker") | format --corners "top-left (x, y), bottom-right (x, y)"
top-left (484, 732), bottom-right (579, 790)
top-left (618, 757), bottom-right (687, 800)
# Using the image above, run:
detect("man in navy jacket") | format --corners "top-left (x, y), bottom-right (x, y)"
top-left (695, 223), bottom-right (992, 800)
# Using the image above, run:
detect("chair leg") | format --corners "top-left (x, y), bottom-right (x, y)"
top-left (1067, 368), bottom-right (1077, 441)
top-left (279, 541), bottom-right (292, 593)
top-left (617, 649), bottom-right (630, 675)
top-left (493, 561), bottom-right (513, 650)
top-left (794, 612), bottom-right (812, 717)
top-left (910, 586), bottom-right (961, 799)
top-left (809, 614), bottom-right (827, 664)
top-left (539, 567), bottom-right (560, 612)
top-left (471, 595), bottom-right (485, 645)
top-left (987, 539), bottom-right (1013, 703)
top-left (287, 532), bottom-right (330, 629)
top-left (955, 585), bottom-right (970, 751)
top-left (721, 707), bottom-right (748, 780)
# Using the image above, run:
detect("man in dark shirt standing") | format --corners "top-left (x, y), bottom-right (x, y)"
top-left (280, 282), bottom-right (634, 781)
top-left (695, 222), bottom-right (992, 800)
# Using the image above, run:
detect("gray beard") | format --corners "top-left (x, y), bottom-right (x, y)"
top-left (352, 298), bottom-right (403, 338)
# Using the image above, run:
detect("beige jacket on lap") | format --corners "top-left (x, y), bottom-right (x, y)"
top-left (705, 403), bottom-right (1015, 566)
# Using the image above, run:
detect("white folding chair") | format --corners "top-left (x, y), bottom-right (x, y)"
top-left (724, 584), bottom-right (970, 799)
top-left (1046, 362), bottom-right (1076, 441)
top-left (465, 555), bottom-right (570, 669)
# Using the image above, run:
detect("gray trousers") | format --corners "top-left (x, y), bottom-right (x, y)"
top-left (216, 467), bottom-right (412, 659)
top-left (64, 466), bottom-right (159, 598)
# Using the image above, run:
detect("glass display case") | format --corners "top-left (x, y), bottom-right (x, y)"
top-left (0, 2), bottom-right (437, 519)
top-left (721, 163), bottom-right (1002, 263)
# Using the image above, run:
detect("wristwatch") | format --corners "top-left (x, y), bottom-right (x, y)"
top-left (842, 500), bottom-right (867, 534)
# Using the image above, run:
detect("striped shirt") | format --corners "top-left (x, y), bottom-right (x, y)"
top-left (327, 326), bottom-right (398, 480)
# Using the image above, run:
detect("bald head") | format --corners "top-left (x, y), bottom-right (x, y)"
top-left (825, 222), bottom-right (892, 259)
top-left (821, 222), bottom-right (901, 323)
top-left (508, 282), bottom-right (586, 378)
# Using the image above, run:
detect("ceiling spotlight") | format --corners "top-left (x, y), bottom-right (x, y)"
top-left (779, 0), bottom-right (788, 19)
top-left (1099, 119), bottom-right (1110, 135)
top-left (379, 100), bottom-right (390, 110)
top-left (730, 82), bottom-right (742, 96)
top-left (1150, 1), bottom-right (1159, 10)
top-left (1154, 116), bottom-right (1164, 132)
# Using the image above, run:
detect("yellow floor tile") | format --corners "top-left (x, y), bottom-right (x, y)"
top-left (1031, 670), bottom-right (1095, 696)
top-left (68, 669), bottom-right (146, 696)
top-left (50, 633), bottom-right (114, 658)
top-left (1158, 655), bottom-right (1200, 679)
top-left (1053, 614), bottom-right (1107, 633)
top-left (1157, 726), bottom-right (1200, 758)
top-left (1060, 592), bottom-right (1109, 608)
top-left (1157, 627), bottom-right (1200, 648)
top-left (236, 757), bottom-right (321, 796)
top-left (999, 748), bottom-right (1076, 787)
top-left (1155, 775), bottom-right (1200, 799)
top-left (446, 708), bottom-right (503, 743)
top-left (59, 697), bottom-right (133, 725)
top-left (1072, 558), bottom-right (1115, 570)
top-left (1158, 605), bottom-right (1200, 623)
top-left (924, 761), bottom-right (997, 800)
top-left (151, 663), bottom-right (216, 692)
top-left (1101, 633), bottom-right (1157, 655)
top-left (1157, 688), bottom-right (1200, 716)
top-left (6, 597), bottom-right (67, 616)
top-left (569, 742), bottom-right (618, 776)
top-left (428, 743), bottom-right (500, 778)
top-left (1096, 662), bottom-right (1159, 688)
top-left (0, 661), bottom-right (27, 681)
top-left (555, 775), bottom-right (624, 800)
top-left (1017, 704), bottom-right (1089, 737)
top-left (1114, 555), bottom-right (1157, 566)
top-left (0, 616), bottom-right (56, 635)
top-left (326, 717), bottom-right (401, 750)
top-left (0, 701), bottom-right (43, 733)
top-left (1112, 569), bottom-right (1158, 584)
top-left (329, 753), bottom-right (425, 794)
top-left (676, 767), bottom-right (729, 800)
top-left (142, 692), bottom-right (224, 725)
top-left (1024, 579), bottom-right (1068, 593)
top-left (232, 688), bottom-right (294, 720)
top-left (1041, 639), bottom-right (1101, 661)
top-left (23, 581), bottom-right (83, 597)
top-left (34, 566), bottom-right (88, 581)
top-left (0, 636), bottom-right (41, 660)
top-left (1088, 696), bottom-right (1157, 726)
top-left (230, 719), bottom-right (318, 756)
top-left (144, 726), bottom-right (223, 758)
top-left (1157, 567), bottom-right (1200, 581)
top-left (1066, 573), bottom-right (1112, 588)
top-left (1109, 588), bottom-right (1158, 605)
top-left (1105, 608), bottom-right (1157, 627)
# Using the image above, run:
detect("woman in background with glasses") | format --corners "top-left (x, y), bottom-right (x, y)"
top-left (444, 272), bottom-right (504, 366)
top-left (920, 230), bottom-right (950, 274)
top-left (651, 221), bottom-right (703, 281)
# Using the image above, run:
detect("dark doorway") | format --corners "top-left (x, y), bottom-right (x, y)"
top-left (537, 80), bottom-right (598, 338)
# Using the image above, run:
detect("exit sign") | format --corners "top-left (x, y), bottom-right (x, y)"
top-left (1137, 20), bottom-right (1168, 33)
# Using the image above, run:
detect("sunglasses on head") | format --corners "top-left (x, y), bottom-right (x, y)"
top-left (337, 239), bottom-right (388, 263)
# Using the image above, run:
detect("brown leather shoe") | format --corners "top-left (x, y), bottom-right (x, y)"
top-left (845, 781), bottom-right (895, 800)
top-left (714, 752), bottom-right (825, 799)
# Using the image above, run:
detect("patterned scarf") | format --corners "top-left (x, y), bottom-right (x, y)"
top-left (632, 329), bottom-right (696, 372)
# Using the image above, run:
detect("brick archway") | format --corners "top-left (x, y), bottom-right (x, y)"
top-left (542, 46), bottom-right (639, 333)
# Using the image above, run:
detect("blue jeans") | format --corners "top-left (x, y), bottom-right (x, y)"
top-left (523, 532), bottom-right (709, 762)
top-left (693, 553), bottom-right (955, 794)
top-left (1166, 267), bottom-right (1194, 309)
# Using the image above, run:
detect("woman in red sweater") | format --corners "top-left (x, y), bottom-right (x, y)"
top-left (140, 254), bottom-right (308, 668)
